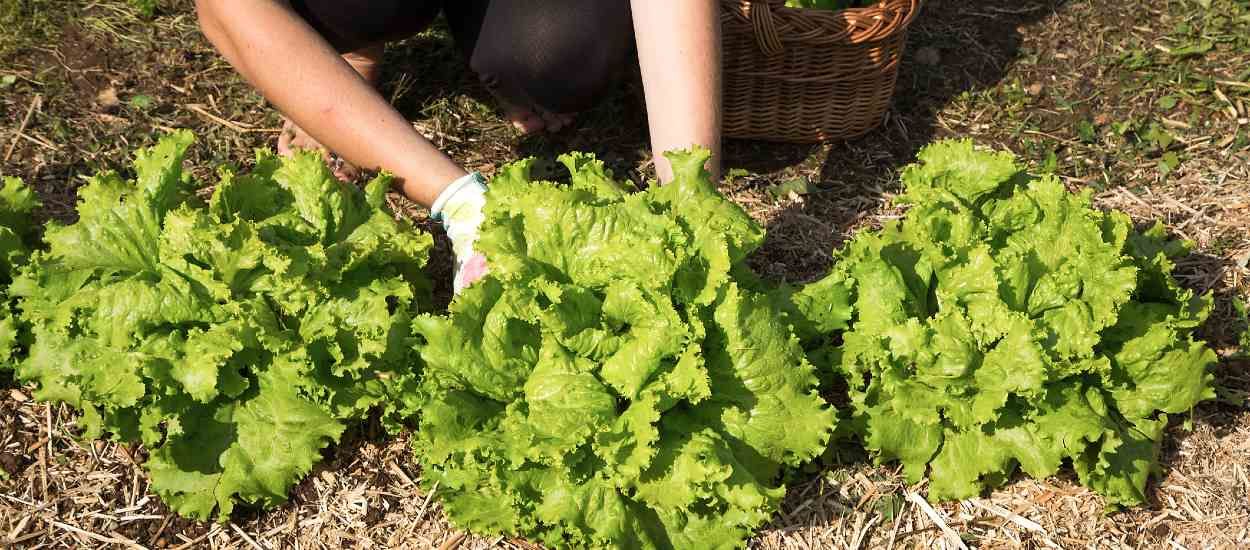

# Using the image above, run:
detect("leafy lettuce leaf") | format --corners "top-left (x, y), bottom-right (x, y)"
top-left (412, 149), bottom-right (834, 549)
top-left (0, 176), bottom-right (38, 370)
top-left (12, 132), bottom-right (431, 520)
top-left (789, 139), bottom-right (1216, 507)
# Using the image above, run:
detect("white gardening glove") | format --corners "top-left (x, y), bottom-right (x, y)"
top-left (431, 172), bottom-right (489, 294)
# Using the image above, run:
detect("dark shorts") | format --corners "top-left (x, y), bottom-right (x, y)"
top-left (289, 0), bottom-right (634, 114)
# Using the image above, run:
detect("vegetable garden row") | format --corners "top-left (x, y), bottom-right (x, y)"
top-left (0, 133), bottom-right (1217, 549)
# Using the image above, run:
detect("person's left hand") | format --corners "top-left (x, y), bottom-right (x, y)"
top-left (432, 172), bottom-right (489, 294)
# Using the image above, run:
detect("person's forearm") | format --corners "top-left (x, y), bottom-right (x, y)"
top-left (631, 0), bottom-right (722, 182)
top-left (194, 0), bottom-right (464, 206)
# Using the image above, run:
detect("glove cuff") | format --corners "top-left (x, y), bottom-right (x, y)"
top-left (431, 172), bottom-right (487, 221)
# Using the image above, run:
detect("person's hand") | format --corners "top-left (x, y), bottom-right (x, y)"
top-left (432, 172), bottom-right (489, 294)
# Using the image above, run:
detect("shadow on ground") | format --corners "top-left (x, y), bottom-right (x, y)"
top-left (749, 0), bottom-right (1071, 283)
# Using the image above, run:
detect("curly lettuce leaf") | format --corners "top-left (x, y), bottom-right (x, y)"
top-left (0, 176), bottom-right (39, 370)
top-left (12, 132), bottom-right (431, 520)
top-left (790, 139), bottom-right (1216, 507)
top-left (413, 148), bottom-right (834, 549)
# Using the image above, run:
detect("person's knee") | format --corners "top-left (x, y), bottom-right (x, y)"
top-left (469, 2), bottom-right (632, 114)
top-left (471, 53), bottom-right (613, 114)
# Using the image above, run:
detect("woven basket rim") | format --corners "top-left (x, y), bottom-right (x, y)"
top-left (721, 0), bottom-right (921, 47)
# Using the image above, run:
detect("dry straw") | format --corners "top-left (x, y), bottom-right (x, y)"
top-left (721, 0), bottom-right (922, 142)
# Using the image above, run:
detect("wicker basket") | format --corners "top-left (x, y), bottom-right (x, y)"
top-left (721, 0), bottom-right (921, 142)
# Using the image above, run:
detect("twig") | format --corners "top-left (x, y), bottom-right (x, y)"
top-left (171, 524), bottom-right (221, 550)
top-left (1161, 117), bottom-right (1192, 130)
top-left (387, 461), bottom-right (416, 487)
top-left (886, 500), bottom-right (908, 549)
top-left (979, 4), bottom-right (1044, 15)
top-left (183, 103), bottom-right (273, 134)
top-left (24, 435), bottom-right (48, 454)
top-left (849, 513), bottom-right (882, 550)
top-left (42, 406), bottom-right (51, 499)
top-left (7, 531), bottom-right (46, 545)
top-left (413, 480), bottom-right (440, 523)
top-left (905, 492), bottom-right (968, 550)
top-left (1161, 194), bottom-right (1217, 223)
top-left (15, 132), bottom-right (57, 151)
top-left (1114, 186), bottom-right (1159, 214)
top-left (7, 513), bottom-right (32, 542)
top-left (149, 515), bottom-right (172, 547)
top-left (4, 94), bottom-right (40, 162)
top-left (969, 499), bottom-right (1047, 534)
top-left (438, 532), bottom-right (467, 550)
top-left (1022, 129), bottom-right (1077, 144)
top-left (49, 520), bottom-right (147, 549)
top-left (230, 523), bottom-right (268, 550)
top-left (1215, 80), bottom-right (1250, 90)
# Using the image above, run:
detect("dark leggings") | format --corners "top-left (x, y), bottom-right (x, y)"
top-left (289, 0), bottom-right (634, 114)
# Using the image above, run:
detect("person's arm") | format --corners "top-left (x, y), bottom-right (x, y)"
top-left (631, 0), bottom-right (722, 182)
top-left (194, 0), bottom-right (464, 206)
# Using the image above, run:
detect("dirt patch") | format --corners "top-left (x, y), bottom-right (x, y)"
top-left (57, 23), bottom-right (109, 94)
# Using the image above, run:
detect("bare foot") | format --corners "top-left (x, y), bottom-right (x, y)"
top-left (504, 106), bottom-right (575, 134)
top-left (487, 91), bottom-right (576, 135)
top-left (277, 46), bottom-right (384, 181)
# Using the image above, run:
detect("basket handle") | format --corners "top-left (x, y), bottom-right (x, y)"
top-left (747, 1), bottom-right (785, 56)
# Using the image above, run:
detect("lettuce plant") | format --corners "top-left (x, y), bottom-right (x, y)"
top-left (412, 150), bottom-right (835, 549)
top-left (12, 132), bottom-right (431, 520)
top-left (790, 140), bottom-right (1217, 506)
top-left (0, 176), bottom-right (38, 370)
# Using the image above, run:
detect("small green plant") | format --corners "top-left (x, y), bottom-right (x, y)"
top-left (127, 94), bottom-right (155, 111)
top-left (129, 0), bottom-right (157, 18)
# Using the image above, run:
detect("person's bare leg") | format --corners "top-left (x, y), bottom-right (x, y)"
top-left (277, 44), bottom-right (385, 180)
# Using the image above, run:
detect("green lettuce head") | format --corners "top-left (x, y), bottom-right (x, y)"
top-left (789, 139), bottom-right (1217, 507)
top-left (12, 132), bottom-right (431, 520)
top-left (412, 149), bottom-right (835, 549)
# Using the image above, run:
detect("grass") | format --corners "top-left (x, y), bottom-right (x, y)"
top-left (2, 0), bottom-right (1248, 548)
top-left (0, 0), bottom-right (73, 58)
